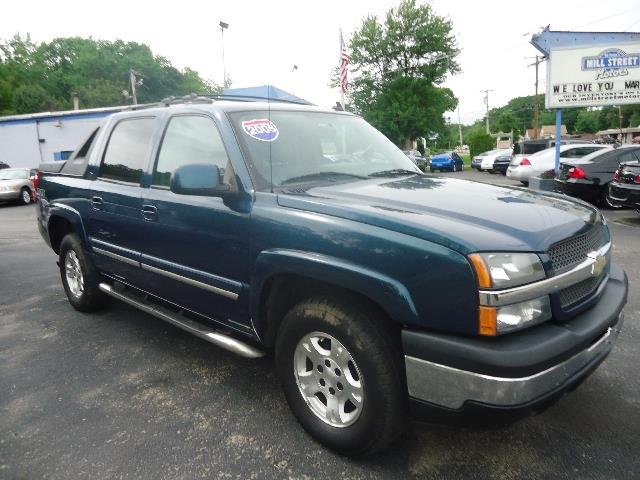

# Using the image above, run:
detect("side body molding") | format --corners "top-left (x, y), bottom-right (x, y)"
top-left (250, 249), bottom-right (420, 331)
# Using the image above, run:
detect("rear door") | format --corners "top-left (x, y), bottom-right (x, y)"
top-left (138, 113), bottom-right (252, 331)
top-left (85, 116), bottom-right (157, 284)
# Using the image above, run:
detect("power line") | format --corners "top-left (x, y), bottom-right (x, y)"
top-left (570, 6), bottom-right (639, 30)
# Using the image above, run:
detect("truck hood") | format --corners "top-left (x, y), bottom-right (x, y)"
top-left (277, 175), bottom-right (600, 253)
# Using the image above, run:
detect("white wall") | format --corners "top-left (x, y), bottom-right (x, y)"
top-left (0, 114), bottom-right (110, 168)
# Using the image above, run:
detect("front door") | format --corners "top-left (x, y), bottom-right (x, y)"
top-left (85, 116), bottom-right (156, 284)
top-left (139, 114), bottom-right (252, 332)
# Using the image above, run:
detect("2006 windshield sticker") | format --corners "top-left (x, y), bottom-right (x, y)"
top-left (241, 119), bottom-right (279, 142)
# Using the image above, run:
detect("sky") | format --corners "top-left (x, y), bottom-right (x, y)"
top-left (1, 0), bottom-right (639, 124)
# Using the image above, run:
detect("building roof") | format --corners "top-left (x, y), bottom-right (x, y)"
top-left (597, 127), bottom-right (640, 135)
top-left (222, 85), bottom-right (313, 105)
top-left (0, 105), bottom-right (129, 126)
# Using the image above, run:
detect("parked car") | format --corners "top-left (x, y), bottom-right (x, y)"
top-left (471, 149), bottom-right (499, 170)
top-left (480, 148), bottom-right (513, 172)
top-left (35, 99), bottom-right (627, 456)
top-left (402, 149), bottom-right (426, 171)
top-left (0, 168), bottom-right (34, 204)
top-left (492, 153), bottom-right (513, 175)
top-left (507, 144), bottom-right (611, 185)
top-left (555, 146), bottom-right (640, 208)
top-left (429, 151), bottom-right (464, 172)
top-left (607, 159), bottom-right (640, 213)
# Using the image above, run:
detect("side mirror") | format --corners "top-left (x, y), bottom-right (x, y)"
top-left (170, 163), bottom-right (235, 197)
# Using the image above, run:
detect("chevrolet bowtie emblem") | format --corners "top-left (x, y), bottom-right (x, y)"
top-left (587, 251), bottom-right (606, 277)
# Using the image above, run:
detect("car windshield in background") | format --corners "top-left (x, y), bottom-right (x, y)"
top-left (229, 111), bottom-right (419, 189)
top-left (0, 169), bottom-right (28, 180)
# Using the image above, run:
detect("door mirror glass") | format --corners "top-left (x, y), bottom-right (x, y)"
top-left (170, 163), bottom-right (232, 196)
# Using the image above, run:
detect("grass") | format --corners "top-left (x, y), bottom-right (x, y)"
top-left (460, 153), bottom-right (471, 166)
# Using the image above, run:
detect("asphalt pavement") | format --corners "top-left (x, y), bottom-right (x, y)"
top-left (1, 174), bottom-right (639, 479)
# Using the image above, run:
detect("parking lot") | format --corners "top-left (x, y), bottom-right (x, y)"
top-left (1, 172), bottom-right (639, 480)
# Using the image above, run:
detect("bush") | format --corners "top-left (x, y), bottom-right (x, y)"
top-left (468, 133), bottom-right (494, 158)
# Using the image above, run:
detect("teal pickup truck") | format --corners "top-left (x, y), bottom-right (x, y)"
top-left (35, 97), bottom-right (628, 456)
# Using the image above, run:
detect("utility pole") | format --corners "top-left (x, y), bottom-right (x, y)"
top-left (527, 56), bottom-right (544, 139)
top-left (129, 69), bottom-right (139, 105)
top-left (219, 21), bottom-right (229, 86)
top-left (457, 106), bottom-right (463, 147)
top-left (481, 89), bottom-right (494, 134)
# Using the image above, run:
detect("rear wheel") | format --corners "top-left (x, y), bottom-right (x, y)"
top-left (59, 233), bottom-right (108, 312)
top-left (275, 295), bottom-right (406, 457)
top-left (19, 187), bottom-right (31, 205)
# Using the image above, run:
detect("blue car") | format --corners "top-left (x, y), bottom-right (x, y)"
top-left (429, 151), bottom-right (464, 172)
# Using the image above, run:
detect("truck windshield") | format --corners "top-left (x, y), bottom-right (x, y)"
top-left (229, 110), bottom-right (419, 190)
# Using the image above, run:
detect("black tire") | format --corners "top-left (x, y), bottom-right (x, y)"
top-left (600, 184), bottom-right (623, 210)
top-left (19, 187), bottom-right (31, 205)
top-left (521, 181), bottom-right (529, 186)
top-left (59, 233), bottom-right (108, 312)
top-left (275, 295), bottom-right (406, 457)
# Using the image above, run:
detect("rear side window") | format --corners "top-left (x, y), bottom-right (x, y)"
top-left (152, 115), bottom-right (230, 187)
top-left (618, 150), bottom-right (640, 164)
top-left (101, 118), bottom-right (155, 183)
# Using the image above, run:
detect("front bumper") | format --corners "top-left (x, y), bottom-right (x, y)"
top-left (609, 182), bottom-right (640, 209)
top-left (403, 263), bottom-right (627, 416)
top-left (0, 190), bottom-right (20, 201)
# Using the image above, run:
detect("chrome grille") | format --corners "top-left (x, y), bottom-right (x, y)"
top-left (558, 276), bottom-right (602, 308)
top-left (548, 226), bottom-right (607, 273)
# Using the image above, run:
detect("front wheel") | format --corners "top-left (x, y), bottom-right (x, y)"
top-left (275, 295), bottom-right (406, 457)
top-left (59, 233), bottom-right (108, 312)
top-left (19, 188), bottom-right (31, 205)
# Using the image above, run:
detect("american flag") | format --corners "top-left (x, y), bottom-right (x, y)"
top-left (340, 32), bottom-right (349, 93)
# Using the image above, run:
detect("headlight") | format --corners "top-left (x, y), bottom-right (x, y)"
top-left (469, 252), bottom-right (545, 289)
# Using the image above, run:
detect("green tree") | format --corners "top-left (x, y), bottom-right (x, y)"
top-left (468, 132), bottom-right (494, 158)
top-left (0, 35), bottom-right (220, 114)
top-left (574, 110), bottom-right (600, 133)
top-left (345, 0), bottom-right (459, 147)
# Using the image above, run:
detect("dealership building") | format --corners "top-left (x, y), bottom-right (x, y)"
top-left (0, 106), bottom-right (126, 169)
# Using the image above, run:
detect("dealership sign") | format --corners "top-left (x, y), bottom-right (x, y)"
top-left (546, 43), bottom-right (640, 108)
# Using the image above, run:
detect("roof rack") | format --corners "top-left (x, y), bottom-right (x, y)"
top-left (125, 92), bottom-right (314, 112)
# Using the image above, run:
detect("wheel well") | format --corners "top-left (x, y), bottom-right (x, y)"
top-left (259, 273), bottom-right (396, 349)
top-left (49, 216), bottom-right (74, 255)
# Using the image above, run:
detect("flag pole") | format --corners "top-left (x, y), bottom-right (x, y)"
top-left (339, 27), bottom-right (345, 109)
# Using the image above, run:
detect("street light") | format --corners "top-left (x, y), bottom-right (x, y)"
top-left (219, 21), bottom-right (229, 86)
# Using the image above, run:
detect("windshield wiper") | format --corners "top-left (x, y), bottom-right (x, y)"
top-left (368, 169), bottom-right (421, 178)
top-left (281, 171), bottom-right (369, 185)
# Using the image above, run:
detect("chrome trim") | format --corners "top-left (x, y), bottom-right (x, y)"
top-left (479, 242), bottom-right (611, 307)
top-left (93, 247), bottom-right (141, 267)
top-left (405, 316), bottom-right (622, 409)
top-left (98, 283), bottom-right (263, 358)
top-left (140, 262), bottom-right (239, 301)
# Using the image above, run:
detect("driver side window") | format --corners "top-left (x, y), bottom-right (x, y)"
top-left (153, 115), bottom-right (231, 188)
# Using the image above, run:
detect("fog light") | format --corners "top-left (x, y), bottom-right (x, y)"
top-left (496, 296), bottom-right (551, 334)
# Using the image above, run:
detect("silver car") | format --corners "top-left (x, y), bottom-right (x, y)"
top-left (0, 168), bottom-right (35, 204)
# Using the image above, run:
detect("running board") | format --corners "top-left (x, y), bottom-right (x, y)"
top-left (98, 283), bottom-right (265, 358)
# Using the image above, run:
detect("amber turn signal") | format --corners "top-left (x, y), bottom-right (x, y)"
top-left (478, 306), bottom-right (497, 336)
top-left (468, 254), bottom-right (492, 289)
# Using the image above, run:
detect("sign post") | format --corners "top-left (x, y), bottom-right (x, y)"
top-left (555, 110), bottom-right (562, 172)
